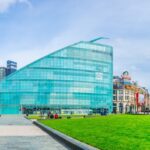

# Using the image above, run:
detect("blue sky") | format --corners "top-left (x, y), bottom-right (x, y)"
top-left (0, 0), bottom-right (150, 89)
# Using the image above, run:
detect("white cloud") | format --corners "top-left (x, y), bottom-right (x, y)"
top-left (0, 0), bottom-right (31, 13)
top-left (106, 37), bottom-right (150, 88)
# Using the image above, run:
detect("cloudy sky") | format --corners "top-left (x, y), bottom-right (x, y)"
top-left (0, 0), bottom-right (150, 89)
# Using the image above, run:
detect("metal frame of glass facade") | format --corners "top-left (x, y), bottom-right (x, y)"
top-left (0, 41), bottom-right (113, 114)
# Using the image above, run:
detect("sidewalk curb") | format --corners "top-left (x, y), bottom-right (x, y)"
top-left (33, 121), bottom-right (99, 150)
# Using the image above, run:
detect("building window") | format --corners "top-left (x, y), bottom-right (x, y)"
top-left (118, 90), bottom-right (123, 94)
top-left (113, 96), bottom-right (116, 100)
top-left (125, 90), bottom-right (129, 94)
top-left (113, 90), bottom-right (116, 94)
top-left (119, 96), bottom-right (123, 101)
top-left (125, 96), bottom-right (129, 100)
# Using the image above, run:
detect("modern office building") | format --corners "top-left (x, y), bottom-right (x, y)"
top-left (0, 40), bottom-right (113, 114)
top-left (0, 60), bottom-right (17, 81)
top-left (6, 60), bottom-right (17, 76)
top-left (113, 71), bottom-right (150, 113)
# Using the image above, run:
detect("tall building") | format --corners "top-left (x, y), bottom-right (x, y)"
top-left (0, 60), bottom-right (17, 81)
top-left (113, 71), bottom-right (150, 113)
top-left (0, 67), bottom-right (7, 81)
top-left (0, 40), bottom-right (113, 114)
top-left (6, 60), bottom-right (17, 76)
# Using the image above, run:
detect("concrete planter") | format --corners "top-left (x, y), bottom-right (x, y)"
top-left (33, 121), bottom-right (99, 150)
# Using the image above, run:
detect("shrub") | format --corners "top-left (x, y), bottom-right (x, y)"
top-left (59, 116), bottom-right (62, 119)
top-left (50, 114), bottom-right (54, 119)
top-left (67, 116), bottom-right (71, 119)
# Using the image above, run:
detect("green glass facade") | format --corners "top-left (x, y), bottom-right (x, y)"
top-left (0, 41), bottom-right (113, 114)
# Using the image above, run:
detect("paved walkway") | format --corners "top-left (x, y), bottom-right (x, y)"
top-left (0, 115), bottom-right (69, 150)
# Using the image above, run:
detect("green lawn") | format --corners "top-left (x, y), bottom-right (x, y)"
top-left (39, 115), bottom-right (150, 150)
top-left (27, 115), bottom-right (42, 120)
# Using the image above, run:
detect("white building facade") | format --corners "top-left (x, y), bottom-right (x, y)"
top-left (113, 71), bottom-right (150, 113)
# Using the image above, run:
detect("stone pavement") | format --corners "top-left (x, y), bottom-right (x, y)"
top-left (0, 115), bottom-right (69, 150)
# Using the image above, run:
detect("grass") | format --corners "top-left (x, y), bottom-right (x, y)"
top-left (27, 115), bottom-right (42, 120)
top-left (39, 115), bottom-right (150, 150)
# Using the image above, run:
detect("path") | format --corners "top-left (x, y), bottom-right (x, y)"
top-left (0, 115), bottom-right (69, 150)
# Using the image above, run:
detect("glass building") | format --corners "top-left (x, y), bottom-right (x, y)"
top-left (0, 40), bottom-right (113, 114)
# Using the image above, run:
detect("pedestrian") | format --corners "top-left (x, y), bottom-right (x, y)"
top-left (47, 111), bottom-right (51, 119)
